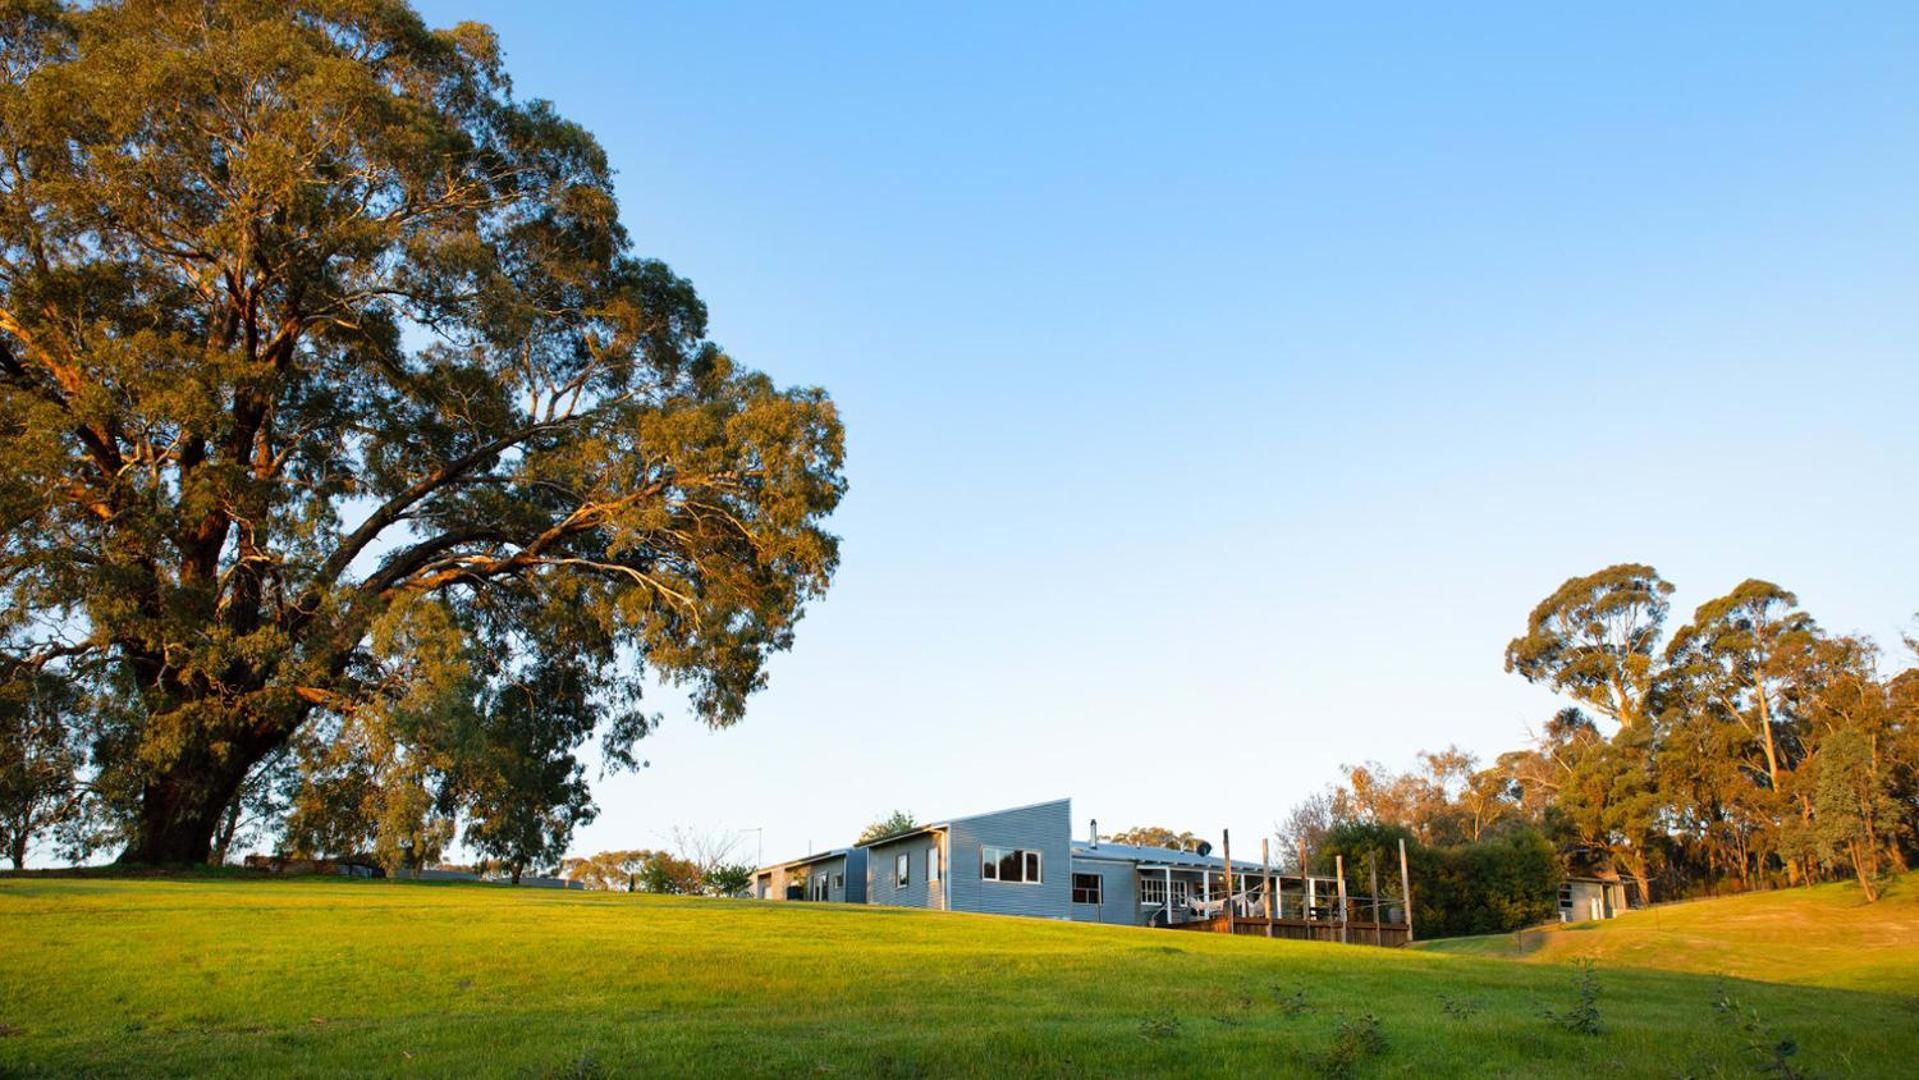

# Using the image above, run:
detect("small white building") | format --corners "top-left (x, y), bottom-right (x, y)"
top-left (1559, 875), bottom-right (1629, 921)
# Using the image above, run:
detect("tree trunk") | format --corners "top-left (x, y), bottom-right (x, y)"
top-left (116, 695), bottom-right (291, 866)
top-left (1848, 840), bottom-right (1880, 902)
top-left (209, 794), bottom-right (243, 866)
top-left (1621, 850), bottom-right (1652, 907)
top-left (1754, 687), bottom-right (1781, 792)
top-left (118, 765), bottom-right (251, 865)
top-left (8, 832), bottom-right (25, 870)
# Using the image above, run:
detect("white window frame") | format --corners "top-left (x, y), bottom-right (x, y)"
top-left (1071, 872), bottom-right (1102, 905)
top-left (980, 845), bottom-right (1043, 885)
top-left (1139, 876), bottom-right (1192, 907)
top-left (895, 851), bottom-right (910, 887)
top-left (927, 846), bottom-right (941, 883)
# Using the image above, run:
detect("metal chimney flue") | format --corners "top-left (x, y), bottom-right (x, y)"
top-left (1090, 818), bottom-right (1098, 849)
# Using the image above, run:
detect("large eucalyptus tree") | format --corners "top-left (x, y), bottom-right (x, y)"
top-left (0, 0), bottom-right (844, 862)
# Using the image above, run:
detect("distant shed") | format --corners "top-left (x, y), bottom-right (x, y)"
top-left (1560, 876), bottom-right (1629, 921)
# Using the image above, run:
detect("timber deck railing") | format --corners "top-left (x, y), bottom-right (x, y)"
top-left (1164, 830), bottom-right (1416, 948)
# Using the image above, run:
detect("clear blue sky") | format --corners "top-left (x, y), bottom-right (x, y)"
top-left (415, 1), bottom-right (1919, 864)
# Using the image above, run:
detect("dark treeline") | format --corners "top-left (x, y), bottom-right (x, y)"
top-left (1279, 564), bottom-right (1917, 936)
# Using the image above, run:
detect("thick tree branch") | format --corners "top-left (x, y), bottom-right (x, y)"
top-left (314, 418), bottom-right (570, 591)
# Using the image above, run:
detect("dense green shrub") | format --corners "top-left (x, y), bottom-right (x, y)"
top-left (1316, 821), bottom-right (1560, 938)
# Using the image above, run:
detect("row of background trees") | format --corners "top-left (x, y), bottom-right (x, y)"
top-left (560, 826), bottom-right (755, 896)
top-left (1274, 564), bottom-right (1917, 936)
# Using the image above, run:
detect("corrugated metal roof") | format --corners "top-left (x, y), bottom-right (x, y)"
top-left (758, 847), bottom-right (855, 873)
top-left (855, 797), bottom-right (1074, 848)
top-left (1071, 840), bottom-right (1267, 873)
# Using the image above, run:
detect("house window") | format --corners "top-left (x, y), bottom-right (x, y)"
top-left (1139, 877), bottom-right (1191, 907)
top-left (1072, 872), bottom-right (1103, 905)
top-left (927, 846), bottom-right (942, 883)
top-left (895, 852), bottom-right (910, 886)
top-left (981, 846), bottom-right (1042, 884)
top-left (834, 873), bottom-right (844, 889)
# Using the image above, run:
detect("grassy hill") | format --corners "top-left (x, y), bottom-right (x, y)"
top-left (1416, 873), bottom-right (1919, 994)
top-left (2, 875), bottom-right (1915, 1077)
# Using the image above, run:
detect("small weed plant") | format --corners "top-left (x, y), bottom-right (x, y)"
top-left (1137, 1011), bottom-right (1182, 1041)
top-left (1438, 993), bottom-right (1480, 1020)
top-left (1713, 981), bottom-right (1810, 1079)
top-left (1540, 958), bottom-right (1603, 1035)
top-left (1323, 1013), bottom-right (1388, 1078)
top-left (1271, 984), bottom-right (1312, 1017)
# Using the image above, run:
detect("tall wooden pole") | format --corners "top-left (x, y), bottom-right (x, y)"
top-left (1335, 854), bottom-right (1349, 944)
top-left (1368, 851), bottom-right (1381, 946)
top-left (1221, 828), bottom-right (1234, 925)
top-left (1298, 838), bottom-right (1309, 923)
top-left (1261, 838), bottom-right (1274, 937)
top-left (1398, 837), bottom-right (1414, 944)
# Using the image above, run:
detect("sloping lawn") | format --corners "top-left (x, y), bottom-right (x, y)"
top-left (2, 875), bottom-right (1915, 1077)
top-left (1417, 874), bottom-right (1919, 994)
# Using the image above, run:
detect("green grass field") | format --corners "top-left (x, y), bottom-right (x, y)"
top-left (2, 874), bottom-right (1915, 1077)
top-left (1415, 873), bottom-right (1919, 994)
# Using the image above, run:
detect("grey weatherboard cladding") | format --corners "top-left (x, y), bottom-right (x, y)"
top-left (945, 799), bottom-right (1072, 919)
top-left (865, 832), bottom-right (944, 910)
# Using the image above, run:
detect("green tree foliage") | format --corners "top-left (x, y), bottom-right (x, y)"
top-left (1315, 821), bottom-right (1558, 938)
top-left (1551, 724), bottom-right (1662, 906)
top-left (1664, 580), bottom-right (1820, 793)
top-left (1101, 825), bottom-right (1206, 851)
top-left (1288, 569), bottom-right (1916, 925)
top-left (701, 862), bottom-right (754, 897)
top-left (0, 0), bottom-right (844, 864)
top-left (1499, 566), bottom-right (1916, 902)
top-left (207, 746), bottom-right (297, 866)
top-left (1418, 828), bottom-right (1560, 939)
top-left (1807, 728), bottom-right (1901, 902)
top-left (636, 850), bottom-right (703, 895)
top-left (1505, 563), bottom-right (1673, 730)
top-left (561, 848), bottom-right (717, 894)
top-left (453, 671), bottom-right (600, 884)
top-left (856, 810), bottom-right (918, 846)
top-left (1337, 747), bottom-right (1511, 847)
top-left (0, 661), bottom-right (87, 868)
top-left (560, 849), bottom-right (648, 892)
